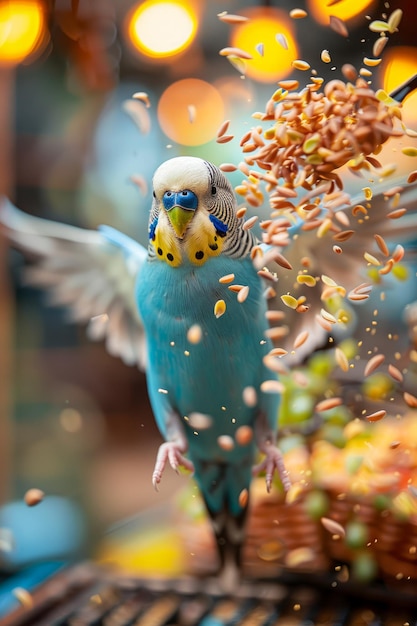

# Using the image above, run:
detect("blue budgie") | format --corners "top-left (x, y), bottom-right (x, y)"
top-left (2, 156), bottom-right (417, 582)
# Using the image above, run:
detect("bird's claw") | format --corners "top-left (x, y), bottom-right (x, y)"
top-left (152, 441), bottom-right (195, 491)
top-left (252, 445), bottom-right (291, 493)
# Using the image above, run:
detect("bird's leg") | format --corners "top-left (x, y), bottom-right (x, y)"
top-left (152, 414), bottom-right (194, 490)
top-left (252, 412), bottom-right (291, 493)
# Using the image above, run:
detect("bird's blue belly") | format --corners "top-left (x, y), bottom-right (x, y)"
top-left (136, 256), bottom-right (279, 463)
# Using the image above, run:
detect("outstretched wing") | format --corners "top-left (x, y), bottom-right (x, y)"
top-left (260, 180), bottom-right (417, 363)
top-left (0, 199), bottom-right (149, 370)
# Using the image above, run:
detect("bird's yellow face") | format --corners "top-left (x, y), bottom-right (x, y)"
top-left (149, 157), bottom-right (231, 267)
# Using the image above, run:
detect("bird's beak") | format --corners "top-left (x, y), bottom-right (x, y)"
top-left (163, 189), bottom-right (198, 239)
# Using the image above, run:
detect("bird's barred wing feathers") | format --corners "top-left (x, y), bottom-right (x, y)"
top-left (0, 198), bottom-right (148, 370)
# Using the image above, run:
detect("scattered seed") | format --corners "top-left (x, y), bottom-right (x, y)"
top-left (321, 49), bottom-right (331, 63)
top-left (362, 187), bottom-right (373, 201)
top-left (122, 100), bottom-right (151, 134)
top-left (24, 488), bottom-right (44, 507)
top-left (243, 215), bottom-right (258, 230)
top-left (363, 57), bottom-right (382, 67)
top-left (188, 412), bottom-right (213, 429)
top-left (366, 409), bottom-right (387, 422)
top-left (239, 488), bottom-right (249, 508)
top-left (272, 252), bottom-right (293, 270)
top-left (369, 20), bottom-right (390, 33)
top-left (275, 33), bottom-right (289, 49)
top-left (219, 47), bottom-right (253, 60)
top-left (341, 64), bottom-right (357, 81)
top-left (218, 435), bottom-right (235, 451)
top-left (216, 134), bottom-right (234, 144)
top-left (289, 8), bottom-right (308, 19)
top-left (236, 207), bottom-right (247, 219)
top-left (187, 324), bottom-right (203, 344)
top-left (255, 42), bottom-right (264, 56)
top-left (219, 273), bottom-right (235, 284)
top-left (187, 104), bottom-right (196, 123)
top-left (278, 79), bottom-right (299, 90)
top-left (219, 163), bottom-right (237, 173)
top-left (286, 482), bottom-right (304, 504)
top-left (364, 252), bottom-right (381, 266)
top-left (281, 294), bottom-right (298, 309)
top-left (315, 397), bottom-right (343, 412)
top-left (321, 517), bottom-right (345, 537)
top-left (329, 15), bottom-right (348, 37)
top-left (235, 424), bottom-right (254, 444)
top-left (285, 547), bottom-right (315, 567)
top-left (387, 208), bottom-right (407, 219)
top-left (388, 8), bottom-right (403, 32)
top-left (214, 299), bottom-right (226, 318)
top-left (392, 244), bottom-right (405, 262)
top-left (333, 245), bottom-right (342, 254)
top-left (13, 587), bottom-right (33, 609)
top-left (404, 392), bottom-right (417, 408)
top-left (292, 59), bottom-right (311, 71)
top-left (132, 91), bottom-right (151, 107)
top-left (333, 229), bottom-right (355, 242)
top-left (364, 353), bottom-right (385, 377)
top-left (237, 285), bottom-right (250, 303)
top-left (260, 379), bottom-right (285, 394)
top-left (217, 12), bottom-right (249, 24)
top-left (320, 308), bottom-right (338, 324)
top-left (217, 119), bottom-right (230, 138)
top-left (374, 234), bottom-right (389, 256)
top-left (388, 363), bottom-right (403, 383)
top-left (335, 347), bottom-right (349, 372)
top-left (294, 330), bottom-right (309, 349)
top-left (297, 274), bottom-right (316, 287)
top-left (402, 147), bottom-right (417, 157)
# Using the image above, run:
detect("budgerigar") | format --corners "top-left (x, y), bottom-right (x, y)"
top-left (2, 156), bottom-right (417, 582)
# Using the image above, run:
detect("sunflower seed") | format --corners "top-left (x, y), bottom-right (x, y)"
top-left (364, 353), bottom-right (385, 376)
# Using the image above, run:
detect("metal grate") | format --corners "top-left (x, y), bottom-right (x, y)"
top-left (3, 563), bottom-right (417, 626)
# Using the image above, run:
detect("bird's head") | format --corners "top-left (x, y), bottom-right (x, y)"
top-left (148, 156), bottom-right (253, 267)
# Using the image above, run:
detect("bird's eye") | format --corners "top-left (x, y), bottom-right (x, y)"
top-left (211, 186), bottom-right (217, 195)
top-left (166, 191), bottom-right (172, 197)
top-left (153, 191), bottom-right (156, 198)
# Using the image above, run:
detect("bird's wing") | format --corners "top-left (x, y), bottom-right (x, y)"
top-left (0, 198), bottom-right (149, 370)
top-left (259, 180), bottom-right (417, 363)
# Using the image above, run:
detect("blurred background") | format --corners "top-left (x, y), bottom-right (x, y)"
top-left (1, 0), bottom-right (417, 574)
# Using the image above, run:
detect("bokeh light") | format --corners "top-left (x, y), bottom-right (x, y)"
top-left (126, 0), bottom-right (198, 59)
top-left (307, 0), bottom-right (376, 25)
top-left (0, 1), bottom-right (45, 64)
top-left (231, 8), bottom-right (298, 83)
top-left (381, 46), bottom-right (417, 125)
top-left (157, 78), bottom-right (225, 146)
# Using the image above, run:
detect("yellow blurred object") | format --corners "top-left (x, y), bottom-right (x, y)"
top-left (382, 46), bottom-right (417, 124)
top-left (307, 0), bottom-right (376, 25)
top-left (98, 525), bottom-right (185, 577)
top-left (231, 8), bottom-right (298, 83)
top-left (126, 0), bottom-right (198, 59)
top-left (0, 1), bottom-right (45, 64)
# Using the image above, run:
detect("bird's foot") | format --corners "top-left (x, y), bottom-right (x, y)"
top-left (152, 441), bottom-right (195, 491)
top-left (252, 444), bottom-right (291, 493)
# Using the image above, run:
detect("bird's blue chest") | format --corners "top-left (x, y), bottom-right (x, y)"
top-left (136, 255), bottom-right (276, 460)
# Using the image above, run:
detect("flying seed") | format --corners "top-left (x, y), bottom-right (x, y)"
top-left (388, 364), bottom-right (403, 383)
top-left (315, 314), bottom-right (332, 331)
top-left (132, 91), bottom-right (151, 107)
top-left (335, 347), bottom-right (349, 372)
top-left (407, 170), bottom-right (417, 183)
top-left (364, 353), bottom-right (385, 377)
top-left (239, 489), bottom-right (249, 508)
top-left (402, 147), bottom-right (417, 157)
top-left (329, 15), bottom-right (348, 37)
top-left (286, 482), bottom-right (304, 504)
top-left (363, 57), bottom-right (382, 67)
top-left (292, 59), bottom-right (310, 71)
top-left (214, 299), bottom-right (226, 318)
top-left (188, 412), bottom-right (213, 430)
top-left (187, 105), bottom-right (196, 123)
top-left (374, 234), bottom-right (389, 256)
top-left (321, 49), bottom-right (331, 63)
top-left (294, 330), bottom-right (309, 349)
top-left (315, 397), bottom-right (343, 412)
top-left (237, 285), bottom-right (250, 303)
top-left (187, 324), bottom-right (202, 344)
top-left (236, 207), bottom-right (247, 219)
top-left (369, 20), bottom-right (390, 33)
top-left (243, 215), bottom-right (258, 230)
top-left (122, 100), bottom-right (151, 134)
top-left (333, 245), bottom-right (342, 254)
top-left (281, 294), bottom-right (298, 309)
top-left (321, 309), bottom-right (337, 324)
top-left (228, 284), bottom-right (245, 293)
top-left (364, 252), bottom-right (381, 266)
top-left (218, 435), bottom-right (235, 451)
top-left (285, 547), bottom-right (315, 567)
top-left (24, 488), bottom-right (44, 507)
top-left (272, 252), bottom-right (293, 270)
top-left (392, 244), bottom-right (405, 262)
top-left (275, 33), bottom-right (289, 49)
top-left (216, 134), bottom-right (234, 144)
top-left (269, 347), bottom-right (288, 357)
top-left (218, 12), bottom-right (249, 24)
top-left (260, 379), bottom-right (285, 394)
top-left (366, 409), bottom-right (387, 422)
top-left (13, 587), bottom-right (33, 609)
top-left (296, 274), bottom-right (316, 287)
top-left (373, 36), bottom-right (388, 57)
top-left (278, 79), bottom-right (299, 90)
top-left (219, 273), bottom-right (235, 284)
top-left (321, 517), bottom-right (345, 537)
top-left (387, 208), bottom-right (407, 219)
top-left (219, 163), bottom-right (237, 172)
top-left (216, 119), bottom-right (230, 138)
top-left (404, 392), bottom-right (417, 408)
top-left (265, 310), bottom-right (285, 322)
top-left (236, 424), bottom-right (254, 445)
top-left (341, 64), bottom-right (357, 81)
top-left (387, 8), bottom-right (403, 32)
top-left (219, 47), bottom-right (253, 60)
top-left (333, 230), bottom-right (355, 242)
top-left (255, 42), bottom-right (264, 56)
top-left (158, 388), bottom-right (168, 394)
top-left (289, 8), bottom-right (308, 18)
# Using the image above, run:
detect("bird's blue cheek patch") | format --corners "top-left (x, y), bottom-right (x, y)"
top-left (209, 214), bottom-right (228, 237)
top-left (149, 217), bottom-right (158, 241)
